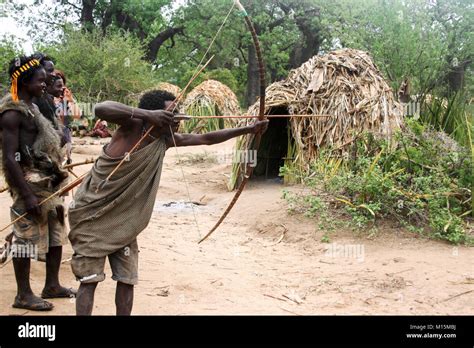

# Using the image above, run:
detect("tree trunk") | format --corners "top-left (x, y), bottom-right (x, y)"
top-left (289, 25), bottom-right (320, 69)
top-left (246, 43), bottom-right (260, 107)
top-left (115, 10), bottom-right (147, 41)
top-left (80, 0), bottom-right (96, 30)
top-left (446, 59), bottom-right (471, 94)
top-left (289, 9), bottom-right (321, 69)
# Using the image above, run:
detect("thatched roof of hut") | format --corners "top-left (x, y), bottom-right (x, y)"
top-left (125, 82), bottom-right (182, 106)
top-left (182, 80), bottom-right (240, 116)
top-left (155, 82), bottom-right (182, 97)
top-left (180, 79), bottom-right (241, 134)
top-left (229, 48), bottom-right (404, 189)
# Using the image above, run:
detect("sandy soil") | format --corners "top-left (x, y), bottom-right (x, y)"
top-left (0, 137), bottom-right (473, 315)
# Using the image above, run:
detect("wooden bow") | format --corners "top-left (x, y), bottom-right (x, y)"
top-left (199, 0), bottom-right (266, 243)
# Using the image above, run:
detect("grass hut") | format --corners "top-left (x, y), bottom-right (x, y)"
top-left (180, 80), bottom-right (241, 134)
top-left (228, 48), bottom-right (404, 189)
top-left (154, 82), bottom-right (182, 97)
top-left (125, 82), bottom-right (182, 106)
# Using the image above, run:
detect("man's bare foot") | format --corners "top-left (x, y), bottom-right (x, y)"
top-left (12, 294), bottom-right (54, 311)
top-left (41, 286), bottom-right (77, 299)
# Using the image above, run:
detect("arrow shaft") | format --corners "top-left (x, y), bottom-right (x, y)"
top-left (0, 173), bottom-right (87, 233)
top-left (175, 114), bottom-right (330, 120)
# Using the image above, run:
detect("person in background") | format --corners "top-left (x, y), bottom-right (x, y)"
top-left (90, 119), bottom-right (112, 138)
top-left (53, 70), bottom-right (81, 164)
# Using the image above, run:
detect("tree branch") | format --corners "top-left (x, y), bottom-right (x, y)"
top-left (147, 27), bottom-right (184, 62)
top-left (62, 0), bottom-right (82, 11)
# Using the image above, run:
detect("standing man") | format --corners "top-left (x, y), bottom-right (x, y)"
top-left (31, 53), bottom-right (59, 130)
top-left (0, 56), bottom-right (76, 311)
top-left (69, 89), bottom-right (268, 315)
top-left (47, 75), bottom-right (68, 149)
top-left (54, 69), bottom-right (82, 164)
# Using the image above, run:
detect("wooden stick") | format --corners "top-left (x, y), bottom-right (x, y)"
top-left (0, 173), bottom-right (87, 233)
top-left (263, 294), bottom-right (287, 302)
top-left (63, 158), bottom-right (95, 169)
top-left (67, 168), bottom-right (79, 179)
top-left (0, 257), bottom-right (12, 269)
top-left (440, 289), bottom-right (474, 303)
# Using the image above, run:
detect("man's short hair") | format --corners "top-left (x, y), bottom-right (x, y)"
top-left (138, 89), bottom-right (176, 110)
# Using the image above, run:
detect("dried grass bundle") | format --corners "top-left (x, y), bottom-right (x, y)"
top-left (125, 82), bottom-right (182, 106)
top-left (230, 48), bottom-right (404, 189)
top-left (155, 82), bottom-right (182, 97)
top-left (181, 80), bottom-right (241, 133)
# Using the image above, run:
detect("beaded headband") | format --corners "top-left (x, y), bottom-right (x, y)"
top-left (10, 59), bottom-right (41, 102)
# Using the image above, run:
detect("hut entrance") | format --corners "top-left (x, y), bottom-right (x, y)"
top-left (252, 107), bottom-right (291, 180)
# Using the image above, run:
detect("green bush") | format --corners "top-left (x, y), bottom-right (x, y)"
top-left (420, 91), bottom-right (473, 148)
top-left (0, 36), bottom-right (24, 95)
top-left (41, 28), bottom-right (158, 105)
top-left (282, 119), bottom-right (472, 244)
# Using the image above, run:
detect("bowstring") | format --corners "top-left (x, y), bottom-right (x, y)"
top-left (169, 1), bottom-right (236, 239)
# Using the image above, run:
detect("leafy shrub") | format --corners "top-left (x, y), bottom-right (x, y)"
top-left (281, 119), bottom-right (472, 244)
top-left (0, 36), bottom-right (24, 94)
top-left (42, 28), bottom-right (158, 105)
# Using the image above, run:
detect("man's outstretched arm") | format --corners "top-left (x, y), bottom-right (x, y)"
top-left (168, 120), bottom-right (269, 147)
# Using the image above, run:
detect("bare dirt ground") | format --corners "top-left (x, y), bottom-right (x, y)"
top-left (1, 137), bottom-right (473, 315)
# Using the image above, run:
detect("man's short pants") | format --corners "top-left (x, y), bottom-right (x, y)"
top-left (10, 203), bottom-right (67, 258)
top-left (71, 239), bottom-right (139, 285)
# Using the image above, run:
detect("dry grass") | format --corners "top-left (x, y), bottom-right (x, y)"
top-left (154, 82), bottom-right (182, 97)
top-left (125, 82), bottom-right (182, 106)
top-left (180, 80), bottom-right (241, 133)
top-left (230, 48), bottom-right (404, 189)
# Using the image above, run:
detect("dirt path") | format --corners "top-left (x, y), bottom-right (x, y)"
top-left (1, 137), bottom-right (473, 315)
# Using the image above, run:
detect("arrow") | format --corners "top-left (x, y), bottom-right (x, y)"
top-left (174, 114), bottom-right (331, 120)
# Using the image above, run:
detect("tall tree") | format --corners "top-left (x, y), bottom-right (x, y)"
top-left (5, 0), bottom-right (181, 63)
top-left (331, 0), bottom-right (473, 97)
top-left (163, 0), bottom-right (329, 106)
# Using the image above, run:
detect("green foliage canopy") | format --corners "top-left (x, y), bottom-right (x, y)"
top-left (44, 28), bottom-right (158, 105)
